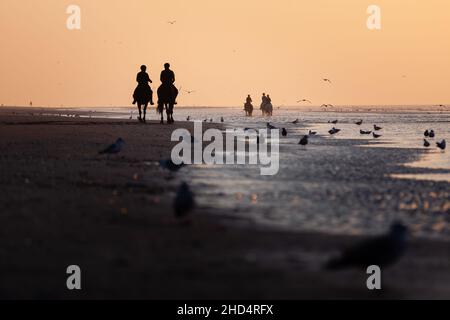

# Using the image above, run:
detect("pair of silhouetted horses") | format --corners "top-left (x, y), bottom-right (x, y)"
top-left (133, 63), bottom-right (178, 124)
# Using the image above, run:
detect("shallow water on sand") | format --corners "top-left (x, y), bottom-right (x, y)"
top-left (87, 107), bottom-right (450, 238)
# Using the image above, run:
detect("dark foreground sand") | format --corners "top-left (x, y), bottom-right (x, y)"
top-left (0, 108), bottom-right (449, 299)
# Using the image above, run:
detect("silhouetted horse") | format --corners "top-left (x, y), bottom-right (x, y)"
top-left (157, 84), bottom-right (178, 124)
top-left (134, 86), bottom-right (153, 122)
top-left (244, 102), bottom-right (253, 116)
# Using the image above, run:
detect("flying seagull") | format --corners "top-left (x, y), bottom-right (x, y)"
top-left (99, 138), bottom-right (125, 155)
top-left (168, 20), bottom-right (177, 25)
top-left (184, 90), bottom-right (196, 94)
top-left (297, 99), bottom-right (312, 104)
top-left (174, 182), bottom-right (195, 220)
top-left (322, 78), bottom-right (332, 84)
top-left (326, 222), bottom-right (408, 270)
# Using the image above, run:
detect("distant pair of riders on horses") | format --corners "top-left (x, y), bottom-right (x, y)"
top-left (243, 93), bottom-right (273, 117)
top-left (132, 63), bottom-right (178, 124)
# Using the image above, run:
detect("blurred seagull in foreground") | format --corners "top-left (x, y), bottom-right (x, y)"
top-left (326, 222), bottom-right (408, 270)
top-left (298, 135), bottom-right (309, 146)
top-left (423, 139), bottom-right (430, 147)
top-left (436, 139), bottom-right (446, 150)
top-left (329, 127), bottom-right (341, 135)
top-left (159, 159), bottom-right (186, 172)
top-left (99, 138), bottom-right (125, 155)
top-left (174, 182), bottom-right (195, 220)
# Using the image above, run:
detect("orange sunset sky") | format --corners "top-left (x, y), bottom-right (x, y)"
top-left (0, 0), bottom-right (449, 107)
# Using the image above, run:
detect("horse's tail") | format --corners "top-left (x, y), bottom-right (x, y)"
top-left (157, 103), bottom-right (164, 115)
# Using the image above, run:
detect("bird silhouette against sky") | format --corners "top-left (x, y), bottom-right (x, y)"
top-left (322, 78), bottom-right (332, 84)
top-left (297, 99), bottom-right (312, 104)
top-left (168, 20), bottom-right (177, 25)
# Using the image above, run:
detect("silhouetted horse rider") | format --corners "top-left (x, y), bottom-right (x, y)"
top-left (244, 94), bottom-right (253, 116)
top-left (132, 65), bottom-right (154, 122)
top-left (157, 63), bottom-right (179, 124)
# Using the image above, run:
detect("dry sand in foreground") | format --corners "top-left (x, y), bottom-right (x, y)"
top-left (0, 109), bottom-right (449, 299)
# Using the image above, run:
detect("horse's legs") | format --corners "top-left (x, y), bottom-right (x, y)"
top-left (143, 103), bottom-right (148, 122)
top-left (169, 103), bottom-right (174, 123)
top-left (159, 103), bottom-right (164, 124)
top-left (137, 104), bottom-right (142, 121)
top-left (166, 103), bottom-right (172, 124)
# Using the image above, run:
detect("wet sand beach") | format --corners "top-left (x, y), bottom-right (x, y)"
top-left (0, 107), bottom-right (449, 299)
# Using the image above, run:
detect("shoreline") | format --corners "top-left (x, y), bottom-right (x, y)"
top-left (0, 108), bottom-right (449, 299)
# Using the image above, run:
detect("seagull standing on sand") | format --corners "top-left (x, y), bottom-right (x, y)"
top-left (360, 130), bottom-right (372, 135)
top-left (292, 119), bottom-right (299, 124)
top-left (373, 132), bottom-right (382, 139)
top-left (174, 182), bottom-right (195, 219)
top-left (374, 125), bottom-right (383, 131)
top-left (429, 130), bottom-right (435, 138)
top-left (436, 139), bottom-right (446, 150)
top-left (281, 128), bottom-right (287, 137)
top-left (99, 138), bottom-right (125, 155)
top-left (355, 120), bottom-right (363, 126)
top-left (329, 128), bottom-right (341, 135)
top-left (298, 135), bottom-right (309, 146)
top-left (423, 139), bottom-right (430, 147)
top-left (326, 222), bottom-right (408, 270)
top-left (424, 130), bottom-right (430, 137)
top-left (309, 130), bottom-right (317, 136)
top-left (267, 123), bottom-right (277, 130)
